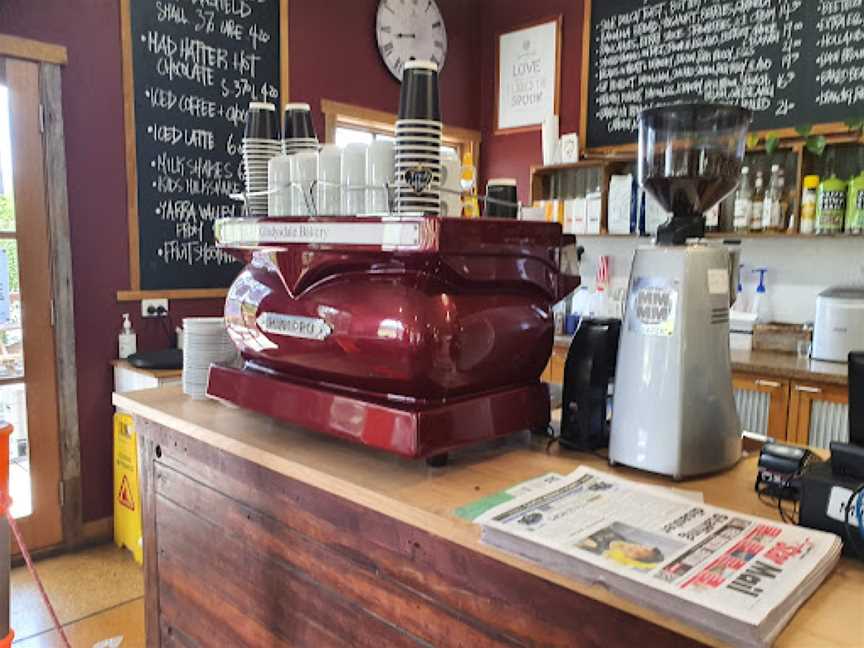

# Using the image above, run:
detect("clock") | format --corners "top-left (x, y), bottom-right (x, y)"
top-left (376, 0), bottom-right (448, 81)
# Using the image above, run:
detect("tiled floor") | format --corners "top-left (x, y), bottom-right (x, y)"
top-left (11, 544), bottom-right (144, 647)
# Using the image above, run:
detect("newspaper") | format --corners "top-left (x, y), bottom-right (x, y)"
top-left (478, 466), bottom-right (842, 647)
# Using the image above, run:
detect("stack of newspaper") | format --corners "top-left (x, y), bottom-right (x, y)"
top-left (476, 467), bottom-right (842, 647)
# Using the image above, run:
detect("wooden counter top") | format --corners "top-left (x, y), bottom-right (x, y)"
top-left (729, 349), bottom-right (848, 386)
top-left (554, 336), bottom-right (848, 385)
top-left (114, 386), bottom-right (864, 647)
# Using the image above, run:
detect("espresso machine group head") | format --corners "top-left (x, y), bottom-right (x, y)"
top-left (610, 103), bottom-right (751, 479)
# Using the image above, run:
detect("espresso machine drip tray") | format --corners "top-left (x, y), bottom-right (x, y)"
top-left (207, 216), bottom-right (579, 463)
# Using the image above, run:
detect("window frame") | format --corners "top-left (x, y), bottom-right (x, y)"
top-left (321, 99), bottom-right (480, 168)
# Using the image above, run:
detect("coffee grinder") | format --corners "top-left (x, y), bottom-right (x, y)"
top-left (609, 103), bottom-right (750, 479)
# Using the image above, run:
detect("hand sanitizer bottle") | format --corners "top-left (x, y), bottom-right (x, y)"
top-left (750, 268), bottom-right (771, 323)
top-left (119, 313), bottom-right (137, 359)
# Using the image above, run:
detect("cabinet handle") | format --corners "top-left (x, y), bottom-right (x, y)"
top-left (794, 385), bottom-right (822, 394)
top-left (755, 379), bottom-right (781, 388)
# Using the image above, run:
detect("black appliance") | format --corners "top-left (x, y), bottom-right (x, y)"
top-left (850, 351), bottom-right (863, 446)
top-left (560, 318), bottom-right (621, 451)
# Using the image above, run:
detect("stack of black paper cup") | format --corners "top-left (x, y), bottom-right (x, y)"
top-left (484, 179), bottom-right (519, 219)
top-left (282, 103), bottom-right (319, 155)
top-left (243, 102), bottom-right (281, 216)
top-left (395, 60), bottom-right (442, 215)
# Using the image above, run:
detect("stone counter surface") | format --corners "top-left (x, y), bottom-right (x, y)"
top-left (554, 336), bottom-right (848, 386)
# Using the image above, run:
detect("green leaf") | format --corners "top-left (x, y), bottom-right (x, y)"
top-left (806, 135), bottom-right (828, 156)
top-left (765, 134), bottom-right (780, 155)
top-left (795, 124), bottom-right (812, 137)
top-left (746, 133), bottom-right (761, 150)
top-left (844, 118), bottom-right (864, 132)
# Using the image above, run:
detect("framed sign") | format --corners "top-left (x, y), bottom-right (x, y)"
top-left (495, 16), bottom-right (562, 134)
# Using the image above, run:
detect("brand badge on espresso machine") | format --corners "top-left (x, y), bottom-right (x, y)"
top-left (257, 312), bottom-right (333, 341)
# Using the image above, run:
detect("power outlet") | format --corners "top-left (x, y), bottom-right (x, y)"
top-left (142, 298), bottom-right (169, 318)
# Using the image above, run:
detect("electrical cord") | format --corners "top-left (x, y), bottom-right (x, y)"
top-left (857, 490), bottom-right (864, 542)
top-left (756, 465), bottom-right (808, 526)
top-left (843, 483), bottom-right (864, 560)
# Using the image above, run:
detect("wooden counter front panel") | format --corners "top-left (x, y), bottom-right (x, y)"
top-left (136, 418), bottom-right (701, 648)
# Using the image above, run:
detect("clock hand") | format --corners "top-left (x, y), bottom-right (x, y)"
top-left (395, 32), bottom-right (417, 38)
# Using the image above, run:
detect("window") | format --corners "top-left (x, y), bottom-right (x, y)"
top-left (321, 99), bottom-right (480, 166)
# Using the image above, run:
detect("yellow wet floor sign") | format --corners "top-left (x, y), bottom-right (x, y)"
top-left (114, 413), bottom-right (143, 564)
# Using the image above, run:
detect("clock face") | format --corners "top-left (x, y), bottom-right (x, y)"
top-left (376, 0), bottom-right (448, 81)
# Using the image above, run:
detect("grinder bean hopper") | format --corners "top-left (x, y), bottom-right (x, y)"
top-left (207, 216), bottom-right (579, 464)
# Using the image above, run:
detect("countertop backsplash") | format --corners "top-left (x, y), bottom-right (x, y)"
top-left (569, 236), bottom-right (864, 324)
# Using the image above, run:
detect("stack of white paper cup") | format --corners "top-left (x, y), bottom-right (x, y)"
top-left (394, 61), bottom-right (442, 215)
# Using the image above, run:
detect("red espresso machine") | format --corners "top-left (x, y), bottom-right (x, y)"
top-left (206, 215), bottom-right (579, 464)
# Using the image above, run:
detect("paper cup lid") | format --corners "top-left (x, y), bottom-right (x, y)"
top-left (249, 101), bottom-right (276, 111)
top-left (404, 60), bottom-right (439, 72)
top-left (284, 102), bottom-right (311, 111)
top-left (487, 178), bottom-right (517, 187)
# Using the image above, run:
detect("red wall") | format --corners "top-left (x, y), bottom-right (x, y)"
top-left (290, 0), bottom-right (481, 135)
top-left (478, 0), bottom-right (586, 204)
top-left (0, 0), bottom-right (482, 522)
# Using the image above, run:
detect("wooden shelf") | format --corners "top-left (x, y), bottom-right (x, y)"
top-left (530, 159), bottom-right (615, 175)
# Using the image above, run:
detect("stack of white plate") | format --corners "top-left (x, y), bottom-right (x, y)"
top-left (182, 317), bottom-right (239, 399)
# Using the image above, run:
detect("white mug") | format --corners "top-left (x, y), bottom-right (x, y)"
top-left (290, 151), bottom-right (318, 216)
top-left (341, 143), bottom-right (368, 216)
top-left (317, 144), bottom-right (342, 216)
top-left (267, 155), bottom-right (293, 217)
top-left (366, 140), bottom-right (395, 213)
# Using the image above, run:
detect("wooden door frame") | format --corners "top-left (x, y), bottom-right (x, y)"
top-left (2, 45), bottom-right (79, 552)
top-left (5, 58), bottom-right (63, 549)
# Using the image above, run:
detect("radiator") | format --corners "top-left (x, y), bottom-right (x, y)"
top-left (734, 389), bottom-right (770, 437)
top-left (808, 401), bottom-right (849, 449)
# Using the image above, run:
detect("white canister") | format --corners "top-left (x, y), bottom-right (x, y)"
top-left (341, 143), bottom-right (368, 215)
top-left (267, 155), bottom-right (293, 217)
top-left (440, 150), bottom-right (462, 216)
top-left (366, 140), bottom-right (394, 213)
top-left (541, 114), bottom-right (560, 166)
top-left (317, 144), bottom-right (342, 216)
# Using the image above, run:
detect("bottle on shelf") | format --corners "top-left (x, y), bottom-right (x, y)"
top-left (816, 149), bottom-right (846, 235)
top-left (585, 168), bottom-right (602, 234)
top-left (461, 151), bottom-right (479, 218)
top-left (733, 166), bottom-right (752, 233)
top-left (846, 149), bottom-right (864, 235)
top-left (777, 168), bottom-right (788, 230)
top-left (750, 169), bottom-right (765, 232)
top-left (799, 175), bottom-right (819, 235)
top-left (705, 203), bottom-right (720, 232)
top-left (762, 164), bottom-right (783, 232)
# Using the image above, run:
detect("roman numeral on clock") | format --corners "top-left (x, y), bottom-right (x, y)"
top-left (434, 40), bottom-right (443, 49)
top-left (382, 42), bottom-right (394, 55)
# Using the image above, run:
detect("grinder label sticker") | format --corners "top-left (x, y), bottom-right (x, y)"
top-left (629, 277), bottom-right (678, 337)
top-left (257, 312), bottom-right (332, 341)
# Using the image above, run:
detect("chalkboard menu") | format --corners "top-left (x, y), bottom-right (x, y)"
top-left (586, 0), bottom-right (864, 149)
top-left (126, 0), bottom-right (282, 291)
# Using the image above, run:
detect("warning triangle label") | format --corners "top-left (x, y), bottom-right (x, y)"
top-left (118, 474), bottom-right (135, 511)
